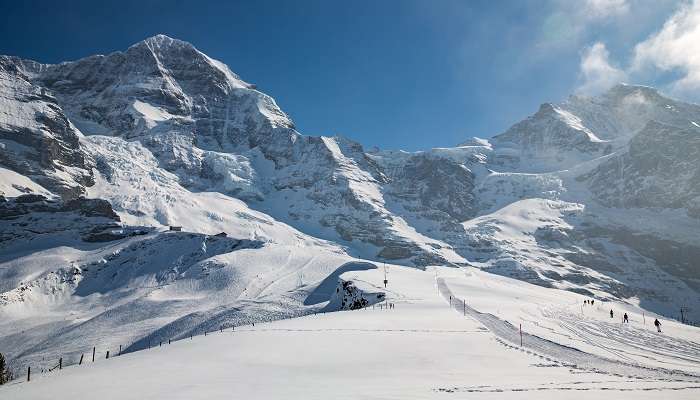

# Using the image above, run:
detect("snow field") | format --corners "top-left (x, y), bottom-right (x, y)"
top-left (438, 267), bottom-right (700, 375)
top-left (3, 264), bottom-right (699, 399)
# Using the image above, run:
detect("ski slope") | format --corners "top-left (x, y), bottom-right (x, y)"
top-left (438, 268), bottom-right (700, 377)
top-left (2, 265), bottom-right (699, 399)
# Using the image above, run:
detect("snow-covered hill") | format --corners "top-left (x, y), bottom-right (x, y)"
top-left (1, 35), bottom-right (699, 378)
top-left (2, 265), bottom-right (699, 399)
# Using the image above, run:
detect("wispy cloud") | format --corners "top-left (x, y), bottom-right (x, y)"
top-left (538, 0), bottom-right (630, 49)
top-left (577, 42), bottom-right (627, 95)
top-left (631, 0), bottom-right (700, 94)
top-left (583, 0), bottom-right (630, 18)
top-left (574, 0), bottom-right (700, 98)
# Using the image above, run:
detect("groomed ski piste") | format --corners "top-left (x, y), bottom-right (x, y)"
top-left (2, 264), bottom-right (699, 399)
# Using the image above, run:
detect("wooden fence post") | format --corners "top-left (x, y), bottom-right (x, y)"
top-left (119, 345), bottom-right (122, 356)
top-left (79, 354), bottom-right (84, 365)
top-left (27, 366), bottom-right (30, 382)
top-left (106, 351), bottom-right (109, 359)
top-left (520, 324), bottom-right (523, 347)
top-left (59, 357), bottom-right (62, 370)
top-left (168, 339), bottom-right (171, 345)
top-left (92, 347), bottom-right (96, 362)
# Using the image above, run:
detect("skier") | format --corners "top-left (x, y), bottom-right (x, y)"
top-left (610, 309), bottom-right (614, 318)
top-left (623, 313), bottom-right (629, 323)
top-left (654, 318), bottom-right (662, 333)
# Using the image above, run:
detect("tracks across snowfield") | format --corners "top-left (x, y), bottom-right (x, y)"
top-left (233, 326), bottom-right (489, 334)
top-left (436, 276), bottom-right (700, 382)
top-left (434, 381), bottom-right (700, 394)
top-left (4, 263), bottom-right (700, 399)
top-left (547, 307), bottom-right (700, 367)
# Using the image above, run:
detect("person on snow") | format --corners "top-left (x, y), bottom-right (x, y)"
top-left (610, 309), bottom-right (614, 318)
top-left (591, 300), bottom-right (594, 306)
top-left (654, 318), bottom-right (662, 333)
top-left (623, 313), bottom-right (629, 323)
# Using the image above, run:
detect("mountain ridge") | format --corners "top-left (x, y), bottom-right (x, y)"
top-left (1, 34), bottom-right (699, 372)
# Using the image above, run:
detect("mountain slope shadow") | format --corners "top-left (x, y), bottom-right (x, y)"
top-left (304, 261), bottom-right (377, 306)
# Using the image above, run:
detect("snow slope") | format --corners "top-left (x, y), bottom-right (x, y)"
top-left (439, 268), bottom-right (700, 375)
top-left (0, 190), bottom-right (357, 373)
top-left (2, 264), bottom-right (699, 399)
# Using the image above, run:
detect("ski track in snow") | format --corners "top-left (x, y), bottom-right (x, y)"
top-left (549, 308), bottom-right (700, 367)
top-left (435, 383), bottom-right (700, 394)
top-left (436, 277), bottom-right (700, 383)
top-left (2, 263), bottom-right (700, 399)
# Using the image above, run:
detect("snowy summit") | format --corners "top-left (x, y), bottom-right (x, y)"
top-left (1, 32), bottom-right (699, 399)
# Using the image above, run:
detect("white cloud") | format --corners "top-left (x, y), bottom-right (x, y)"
top-left (573, 0), bottom-right (700, 99)
top-left (631, 0), bottom-right (700, 93)
top-left (577, 42), bottom-right (627, 95)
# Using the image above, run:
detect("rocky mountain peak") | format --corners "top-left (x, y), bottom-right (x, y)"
top-left (602, 83), bottom-right (660, 101)
top-left (135, 34), bottom-right (193, 50)
top-left (562, 83), bottom-right (700, 142)
top-left (2, 37), bottom-right (699, 328)
top-left (125, 34), bottom-right (249, 90)
top-left (534, 102), bottom-right (557, 115)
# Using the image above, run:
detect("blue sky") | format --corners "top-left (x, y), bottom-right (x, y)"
top-left (0, 0), bottom-right (694, 151)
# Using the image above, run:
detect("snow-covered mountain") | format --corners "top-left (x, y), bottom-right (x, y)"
top-left (0, 57), bottom-right (93, 198)
top-left (1, 35), bottom-right (699, 373)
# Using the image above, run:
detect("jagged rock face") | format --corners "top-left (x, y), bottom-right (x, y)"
top-left (330, 279), bottom-right (385, 310)
top-left (571, 226), bottom-right (700, 293)
top-left (1, 36), bottom-right (459, 264)
top-left (0, 57), bottom-right (93, 198)
top-left (492, 103), bottom-right (612, 171)
top-left (0, 194), bottom-right (132, 250)
top-left (1, 36), bottom-right (700, 319)
top-left (35, 35), bottom-right (296, 172)
top-left (491, 84), bottom-right (700, 172)
top-left (564, 85), bottom-right (700, 141)
top-left (582, 121), bottom-right (700, 217)
top-left (384, 154), bottom-right (476, 221)
top-left (38, 36), bottom-right (259, 129)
